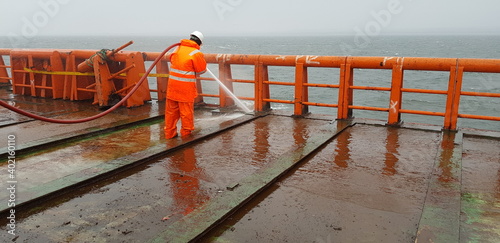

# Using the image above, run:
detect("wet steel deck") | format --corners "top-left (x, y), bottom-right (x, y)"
top-left (1, 87), bottom-right (499, 242)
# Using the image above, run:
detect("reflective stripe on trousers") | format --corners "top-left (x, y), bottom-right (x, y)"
top-left (164, 99), bottom-right (195, 139)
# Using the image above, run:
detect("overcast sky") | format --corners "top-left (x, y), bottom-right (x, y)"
top-left (1, 0), bottom-right (499, 37)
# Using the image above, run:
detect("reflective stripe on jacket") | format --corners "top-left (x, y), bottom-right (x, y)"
top-left (167, 39), bottom-right (207, 102)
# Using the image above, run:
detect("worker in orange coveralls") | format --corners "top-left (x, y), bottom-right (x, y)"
top-left (164, 31), bottom-right (207, 139)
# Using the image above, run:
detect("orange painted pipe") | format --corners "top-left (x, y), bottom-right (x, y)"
top-left (76, 41), bottom-right (133, 73)
top-left (6, 48), bottom-right (500, 72)
top-left (303, 102), bottom-right (338, 108)
top-left (3, 47), bottom-right (500, 130)
top-left (0, 49), bottom-right (11, 55)
top-left (110, 41), bottom-right (133, 55)
top-left (401, 88), bottom-right (448, 95)
top-left (402, 57), bottom-right (457, 71)
top-left (349, 105), bottom-right (389, 112)
top-left (459, 58), bottom-right (500, 73)
top-left (400, 109), bottom-right (445, 117)
top-left (304, 83), bottom-right (339, 88)
top-left (350, 86), bottom-right (391, 91)
top-left (459, 114), bottom-right (500, 121)
top-left (264, 98), bottom-right (294, 104)
top-left (461, 91), bottom-right (500, 98)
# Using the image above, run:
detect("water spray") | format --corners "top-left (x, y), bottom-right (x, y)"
top-left (206, 68), bottom-right (252, 114)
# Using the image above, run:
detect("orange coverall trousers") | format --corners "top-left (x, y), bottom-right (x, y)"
top-left (164, 99), bottom-right (195, 139)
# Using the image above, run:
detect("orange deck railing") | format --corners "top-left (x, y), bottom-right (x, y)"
top-left (0, 48), bottom-right (499, 130)
top-left (201, 55), bottom-right (500, 130)
top-left (0, 49), bottom-right (12, 84)
top-left (197, 54), bottom-right (500, 130)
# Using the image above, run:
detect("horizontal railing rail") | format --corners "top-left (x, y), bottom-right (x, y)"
top-left (198, 54), bottom-right (500, 130)
top-left (0, 48), bottom-right (499, 130)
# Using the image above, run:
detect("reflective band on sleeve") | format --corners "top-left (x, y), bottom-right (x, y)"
top-left (189, 50), bottom-right (201, 56)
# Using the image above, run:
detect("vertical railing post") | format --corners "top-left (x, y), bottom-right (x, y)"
top-left (50, 51), bottom-right (65, 99)
top-left (338, 60), bottom-right (353, 120)
top-left (388, 58), bottom-right (404, 126)
top-left (218, 62), bottom-right (234, 108)
top-left (294, 62), bottom-right (309, 116)
top-left (194, 75), bottom-right (204, 104)
top-left (444, 62), bottom-right (464, 130)
top-left (64, 54), bottom-right (75, 100)
top-left (40, 66), bottom-right (48, 98)
top-left (194, 59), bottom-right (204, 104)
top-left (28, 54), bottom-right (36, 96)
top-left (156, 59), bottom-right (170, 102)
top-left (255, 62), bottom-right (270, 112)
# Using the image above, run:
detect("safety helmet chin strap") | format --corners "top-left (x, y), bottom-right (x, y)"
top-left (190, 35), bottom-right (202, 46)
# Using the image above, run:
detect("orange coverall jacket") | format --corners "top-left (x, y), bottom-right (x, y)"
top-left (166, 39), bottom-right (207, 102)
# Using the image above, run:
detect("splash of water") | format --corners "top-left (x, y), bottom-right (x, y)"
top-left (206, 68), bottom-right (252, 114)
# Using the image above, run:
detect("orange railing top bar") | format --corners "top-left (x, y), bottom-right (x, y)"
top-left (203, 54), bottom-right (500, 73)
top-left (0, 49), bottom-right (10, 55)
top-left (2, 48), bottom-right (500, 73)
top-left (1, 48), bottom-right (499, 131)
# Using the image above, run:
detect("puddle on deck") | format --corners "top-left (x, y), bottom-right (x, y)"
top-left (0, 116), bottom-right (330, 242)
top-left (1, 112), bottom-right (499, 242)
top-left (205, 126), bottom-right (442, 242)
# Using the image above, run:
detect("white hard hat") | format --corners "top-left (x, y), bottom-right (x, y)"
top-left (190, 31), bottom-right (204, 43)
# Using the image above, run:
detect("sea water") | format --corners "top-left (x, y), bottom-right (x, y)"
top-left (1, 35), bottom-right (499, 131)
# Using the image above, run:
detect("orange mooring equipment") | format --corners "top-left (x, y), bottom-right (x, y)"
top-left (4, 41), bottom-right (152, 107)
top-left (0, 47), bottom-right (499, 130)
